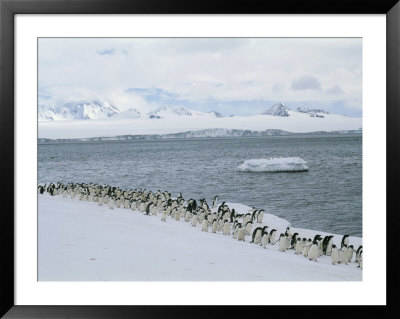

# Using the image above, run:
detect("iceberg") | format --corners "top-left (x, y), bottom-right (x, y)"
top-left (237, 157), bottom-right (309, 173)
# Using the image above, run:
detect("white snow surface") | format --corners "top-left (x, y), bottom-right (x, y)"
top-left (238, 157), bottom-right (309, 172)
top-left (38, 194), bottom-right (362, 281)
top-left (38, 110), bottom-right (362, 139)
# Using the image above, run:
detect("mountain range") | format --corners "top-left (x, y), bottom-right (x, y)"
top-left (39, 100), bottom-right (225, 121)
top-left (39, 100), bottom-right (330, 122)
top-left (38, 100), bottom-right (362, 139)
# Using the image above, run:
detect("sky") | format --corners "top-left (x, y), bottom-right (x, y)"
top-left (38, 38), bottom-right (362, 117)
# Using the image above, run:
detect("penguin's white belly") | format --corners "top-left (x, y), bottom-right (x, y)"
top-left (331, 249), bottom-right (340, 264)
top-left (308, 245), bottom-right (319, 261)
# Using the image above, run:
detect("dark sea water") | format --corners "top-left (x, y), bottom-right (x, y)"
top-left (38, 134), bottom-right (362, 237)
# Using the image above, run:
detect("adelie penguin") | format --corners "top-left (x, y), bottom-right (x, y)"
top-left (261, 231), bottom-right (269, 248)
top-left (290, 233), bottom-right (299, 249)
top-left (308, 240), bottom-right (320, 261)
top-left (303, 239), bottom-right (312, 257)
top-left (256, 209), bottom-right (264, 224)
top-left (355, 246), bottom-right (363, 269)
top-left (339, 244), bottom-right (348, 265)
top-left (223, 220), bottom-right (230, 235)
top-left (212, 219), bottom-right (218, 233)
top-left (346, 245), bottom-right (354, 263)
top-left (331, 244), bottom-right (340, 265)
top-left (285, 227), bottom-right (292, 239)
top-left (341, 234), bottom-right (350, 249)
top-left (236, 225), bottom-right (246, 241)
top-left (269, 229), bottom-right (277, 245)
top-left (244, 221), bottom-right (253, 236)
top-left (191, 213), bottom-right (198, 227)
top-left (322, 235), bottom-right (331, 255)
top-left (201, 218), bottom-right (209, 232)
top-left (212, 196), bottom-right (218, 208)
top-left (295, 238), bottom-right (305, 255)
top-left (251, 227), bottom-right (263, 244)
top-left (279, 234), bottom-right (289, 252)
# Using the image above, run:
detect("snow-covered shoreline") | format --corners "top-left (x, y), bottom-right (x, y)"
top-left (38, 110), bottom-right (362, 139)
top-left (38, 193), bottom-right (362, 281)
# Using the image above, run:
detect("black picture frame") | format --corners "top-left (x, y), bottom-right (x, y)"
top-left (1, 0), bottom-right (398, 317)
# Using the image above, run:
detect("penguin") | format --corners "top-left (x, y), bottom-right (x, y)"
top-left (38, 185), bottom-right (45, 194)
top-left (145, 203), bottom-right (152, 215)
top-left (357, 248), bottom-right (363, 270)
top-left (212, 195), bottom-right (218, 208)
top-left (123, 198), bottom-right (130, 209)
top-left (261, 231), bottom-right (269, 248)
top-left (316, 237), bottom-right (323, 256)
top-left (229, 209), bottom-right (236, 223)
top-left (293, 238), bottom-right (300, 253)
top-left (184, 210), bottom-right (191, 222)
top-left (269, 229), bottom-right (277, 245)
top-left (256, 209), bottom-right (264, 224)
top-left (295, 238), bottom-right (305, 255)
top-left (174, 208), bottom-right (181, 221)
top-left (161, 210), bottom-right (168, 222)
top-left (303, 239), bottom-right (312, 257)
top-left (290, 232), bottom-right (299, 249)
top-left (331, 244), bottom-right (340, 265)
top-left (326, 236), bottom-right (334, 256)
top-left (355, 245), bottom-right (363, 266)
top-left (236, 226), bottom-right (246, 241)
top-left (322, 235), bottom-right (331, 255)
top-left (251, 227), bottom-right (263, 244)
top-left (251, 209), bottom-right (258, 222)
top-left (285, 227), bottom-right (293, 240)
top-left (244, 221), bottom-right (253, 236)
top-left (108, 197), bottom-right (115, 210)
top-left (313, 234), bottom-right (323, 243)
top-left (346, 245), bottom-right (354, 263)
top-left (243, 213), bottom-right (252, 225)
top-left (217, 217), bottom-right (224, 231)
top-left (191, 213), bottom-right (198, 227)
top-left (212, 219), bottom-right (218, 233)
top-left (339, 244), bottom-right (348, 265)
top-left (279, 234), bottom-right (289, 252)
top-left (233, 223), bottom-right (242, 239)
top-left (201, 218), bottom-right (208, 232)
top-left (308, 242), bottom-right (320, 261)
top-left (223, 220), bottom-right (230, 235)
top-left (341, 235), bottom-right (350, 249)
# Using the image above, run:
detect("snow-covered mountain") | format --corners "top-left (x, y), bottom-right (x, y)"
top-left (262, 102), bottom-right (290, 117)
top-left (39, 102), bottom-right (223, 122)
top-left (147, 105), bottom-right (193, 118)
top-left (146, 105), bottom-right (223, 119)
top-left (38, 100), bottom-right (120, 121)
top-left (296, 106), bottom-right (329, 114)
top-left (111, 107), bottom-right (141, 119)
top-left (296, 107), bottom-right (329, 118)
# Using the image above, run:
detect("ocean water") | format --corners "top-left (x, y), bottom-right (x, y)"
top-left (38, 134), bottom-right (362, 237)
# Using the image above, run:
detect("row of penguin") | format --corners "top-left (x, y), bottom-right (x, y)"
top-left (39, 182), bottom-right (363, 269)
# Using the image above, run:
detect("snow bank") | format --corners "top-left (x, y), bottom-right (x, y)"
top-left (38, 194), bottom-right (362, 281)
top-left (237, 157), bottom-right (309, 173)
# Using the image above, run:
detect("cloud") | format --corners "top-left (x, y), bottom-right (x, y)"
top-left (272, 83), bottom-right (285, 94)
top-left (291, 75), bottom-right (321, 91)
top-left (97, 49), bottom-right (115, 55)
top-left (38, 38), bottom-right (362, 116)
top-left (326, 85), bottom-right (345, 95)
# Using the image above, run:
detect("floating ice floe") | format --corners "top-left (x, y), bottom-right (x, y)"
top-left (237, 157), bottom-right (309, 173)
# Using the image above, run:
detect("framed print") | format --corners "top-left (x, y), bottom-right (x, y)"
top-left (1, 0), bottom-right (399, 317)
